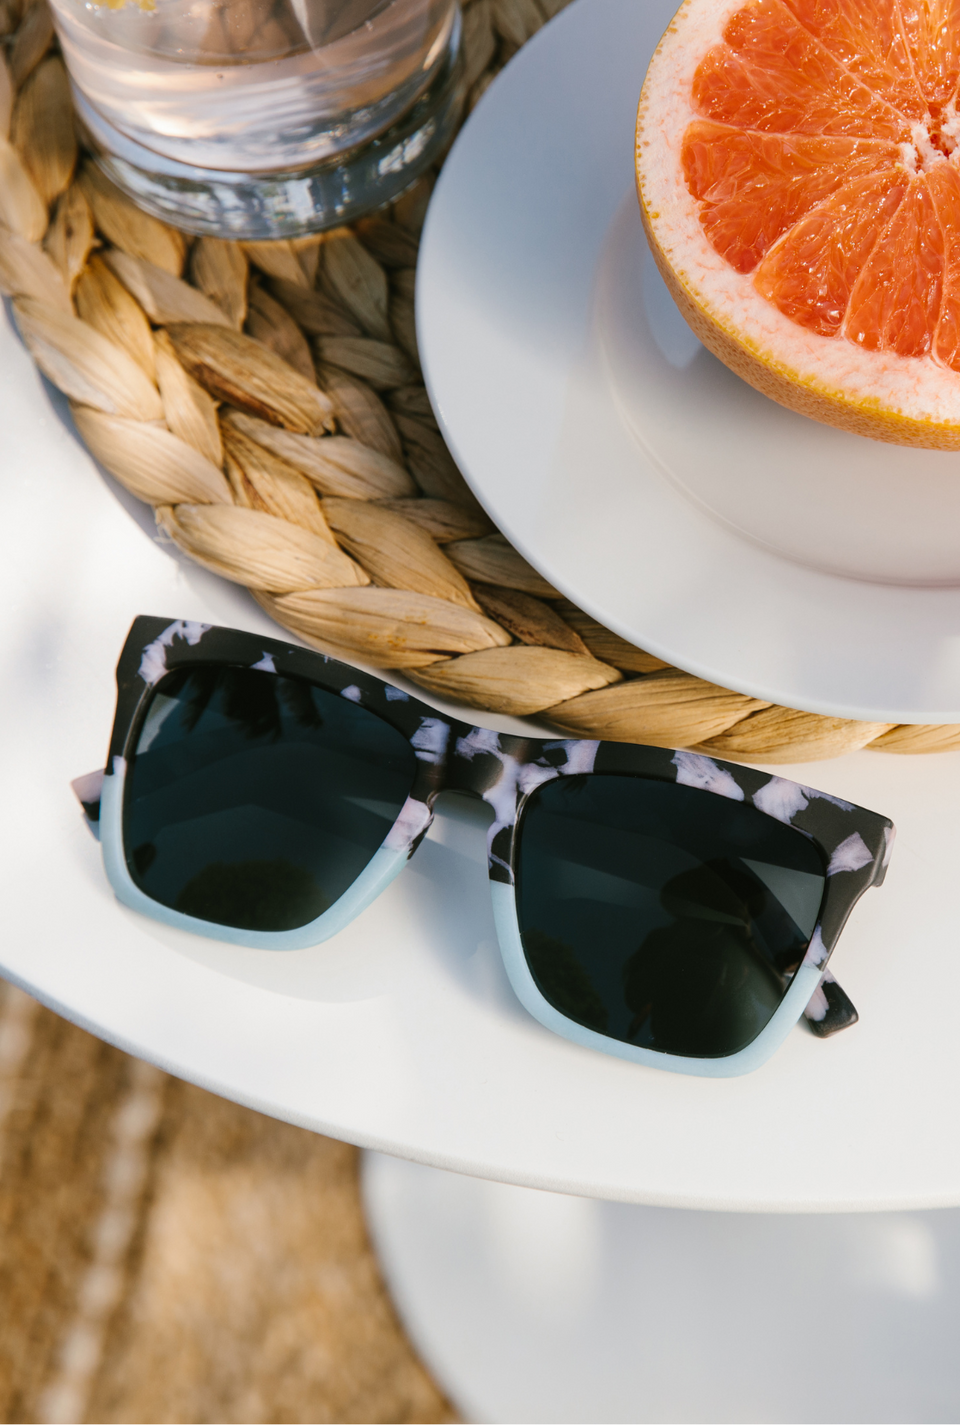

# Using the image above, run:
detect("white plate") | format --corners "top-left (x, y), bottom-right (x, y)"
top-left (418, 0), bottom-right (960, 724)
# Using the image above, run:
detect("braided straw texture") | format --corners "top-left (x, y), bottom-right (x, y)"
top-left (1, 0), bottom-right (955, 762)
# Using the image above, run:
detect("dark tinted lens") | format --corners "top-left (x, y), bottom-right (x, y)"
top-left (123, 665), bottom-right (417, 931)
top-left (515, 775), bottom-right (826, 1058)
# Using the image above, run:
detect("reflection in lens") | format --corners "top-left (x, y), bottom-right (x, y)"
top-left (522, 928), bottom-right (609, 1033)
top-left (124, 665), bottom-right (417, 932)
top-left (175, 859), bottom-right (329, 930)
top-left (515, 775), bottom-right (826, 1058)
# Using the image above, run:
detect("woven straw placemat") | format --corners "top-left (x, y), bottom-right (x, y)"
top-left (1, 0), bottom-right (957, 761)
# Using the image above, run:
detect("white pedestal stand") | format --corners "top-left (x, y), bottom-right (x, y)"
top-left (364, 1152), bottom-right (960, 1423)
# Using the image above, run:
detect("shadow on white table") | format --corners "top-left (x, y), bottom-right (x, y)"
top-left (364, 1152), bottom-right (960, 1424)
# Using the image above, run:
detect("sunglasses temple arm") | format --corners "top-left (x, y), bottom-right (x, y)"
top-left (803, 968), bottom-right (858, 1038)
top-left (805, 819), bottom-right (892, 1038)
top-left (71, 768), bottom-right (105, 840)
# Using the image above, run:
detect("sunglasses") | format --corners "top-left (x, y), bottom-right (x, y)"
top-left (73, 617), bottom-right (895, 1078)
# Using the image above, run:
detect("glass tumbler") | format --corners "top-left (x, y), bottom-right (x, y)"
top-left (51, 0), bottom-right (463, 238)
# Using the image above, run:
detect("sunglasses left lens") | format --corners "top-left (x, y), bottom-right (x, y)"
top-left (123, 665), bottom-right (418, 932)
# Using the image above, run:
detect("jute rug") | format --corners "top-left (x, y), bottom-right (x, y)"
top-left (0, 979), bottom-right (456, 1424)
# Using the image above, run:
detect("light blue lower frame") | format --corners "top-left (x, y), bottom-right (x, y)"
top-left (101, 758), bottom-right (823, 1075)
top-left (100, 758), bottom-right (415, 952)
top-left (491, 883), bottom-right (824, 1078)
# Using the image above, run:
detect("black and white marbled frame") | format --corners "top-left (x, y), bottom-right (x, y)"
top-left (74, 617), bottom-right (895, 1076)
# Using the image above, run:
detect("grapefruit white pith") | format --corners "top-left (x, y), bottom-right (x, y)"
top-left (636, 0), bottom-right (960, 449)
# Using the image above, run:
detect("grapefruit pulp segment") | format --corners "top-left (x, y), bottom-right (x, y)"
top-left (693, 0), bottom-right (912, 140)
top-left (682, 122), bottom-right (902, 273)
top-left (844, 177), bottom-right (945, 356)
top-left (780, 0), bottom-right (927, 122)
top-left (929, 161), bottom-right (960, 369)
top-left (752, 171), bottom-right (909, 335)
top-left (898, 0), bottom-right (960, 105)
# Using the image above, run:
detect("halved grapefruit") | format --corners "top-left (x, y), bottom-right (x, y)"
top-left (636, 0), bottom-right (960, 448)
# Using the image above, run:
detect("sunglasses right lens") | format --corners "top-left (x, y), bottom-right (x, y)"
top-left (514, 774), bottom-right (826, 1059)
top-left (122, 665), bottom-right (418, 932)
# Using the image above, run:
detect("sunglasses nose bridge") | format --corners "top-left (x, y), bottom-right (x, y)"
top-left (445, 727), bottom-right (539, 795)
top-left (445, 728), bottom-right (487, 797)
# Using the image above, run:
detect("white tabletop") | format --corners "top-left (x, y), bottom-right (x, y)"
top-left (2, 299), bottom-right (960, 1213)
